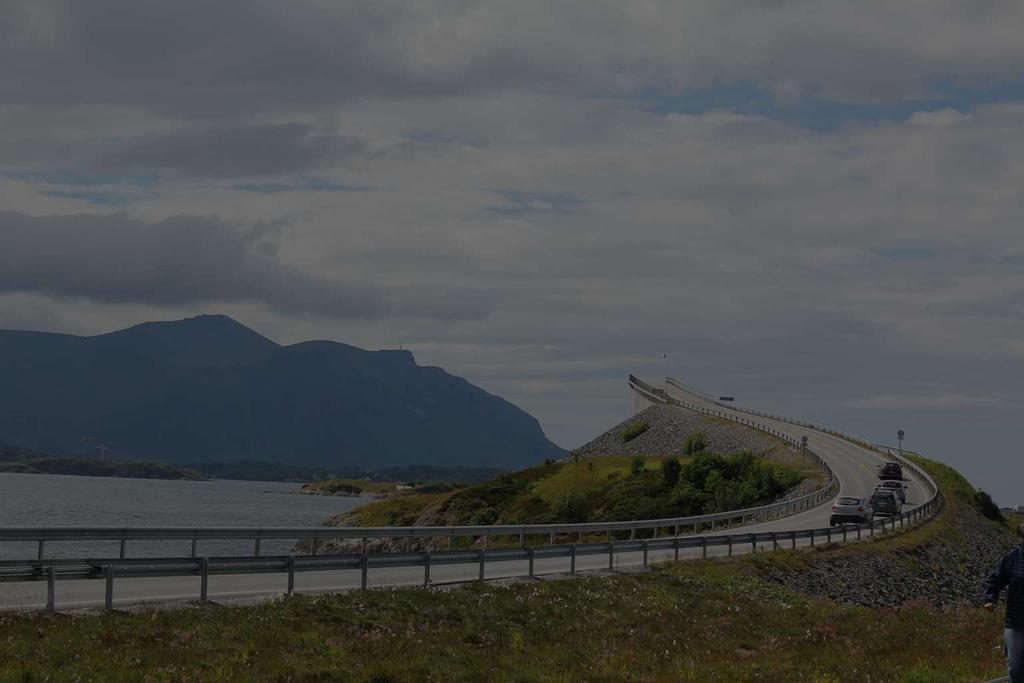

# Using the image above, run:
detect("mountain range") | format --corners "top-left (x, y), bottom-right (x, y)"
top-left (0, 315), bottom-right (564, 469)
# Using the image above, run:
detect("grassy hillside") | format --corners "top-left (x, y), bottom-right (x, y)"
top-left (336, 452), bottom-right (811, 531)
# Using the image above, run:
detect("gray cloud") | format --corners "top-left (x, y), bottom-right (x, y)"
top-left (93, 124), bottom-right (365, 179)
top-left (3, 1), bottom-right (1024, 117)
top-left (0, 210), bottom-right (490, 320)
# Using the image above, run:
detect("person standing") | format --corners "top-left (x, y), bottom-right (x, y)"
top-left (984, 523), bottom-right (1024, 683)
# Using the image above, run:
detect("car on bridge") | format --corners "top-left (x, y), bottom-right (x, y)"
top-left (869, 489), bottom-right (903, 516)
top-left (875, 480), bottom-right (907, 503)
top-left (830, 496), bottom-right (874, 526)
top-left (878, 461), bottom-right (904, 481)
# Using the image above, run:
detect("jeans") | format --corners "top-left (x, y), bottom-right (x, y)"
top-left (1006, 628), bottom-right (1024, 683)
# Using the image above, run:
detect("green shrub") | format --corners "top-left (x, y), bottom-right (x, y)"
top-left (630, 456), bottom-right (646, 476)
top-left (621, 422), bottom-right (650, 443)
top-left (553, 492), bottom-right (589, 523)
top-left (682, 431), bottom-right (707, 455)
top-left (661, 457), bottom-right (681, 488)
top-left (973, 490), bottom-right (1006, 524)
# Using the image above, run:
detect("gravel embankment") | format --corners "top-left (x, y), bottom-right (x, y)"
top-left (758, 505), bottom-right (1014, 607)
top-left (572, 404), bottom-right (789, 459)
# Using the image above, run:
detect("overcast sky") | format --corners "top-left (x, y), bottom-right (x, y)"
top-left (2, 1), bottom-right (1023, 502)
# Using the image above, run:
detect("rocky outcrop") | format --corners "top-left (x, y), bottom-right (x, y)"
top-left (758, 504), bottom-right (1014, 607)
top-left (572, 404), bottom-right (792, 460)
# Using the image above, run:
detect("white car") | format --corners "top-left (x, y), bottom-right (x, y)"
top-left (830, 496), bottom-right (874, 525)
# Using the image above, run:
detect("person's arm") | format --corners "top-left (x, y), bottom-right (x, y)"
top-left (984, 551), bottom-right (1013, 608)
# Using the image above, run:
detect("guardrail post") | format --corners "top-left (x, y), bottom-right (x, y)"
top-left (119, 537), bottom-right (126, 560)
top-left (424, 551), bottom-right (431, 587)
top-left (702, 538), bottom-right (708, 560)
top-left (191, 535), bottom-right (197, 558)
top-left (105, 565), bottom-right (114, 610)
top-left (727, 536), bottom-right (733, 556)
top-left (254, 536), bottom-right (261, 557)
top-left (791, 531), bottom-right (796, 549)
top-left (608, 540), bottom-right (615, 571)
top-left (529, 547), bottom-right (535, 578)
top-left (751, 535), bottom-right (757, 553)
top-left (856, 524), bottom-right (861, 540)
top-left (361, 538), bottom-right (369, 590)
top-left (642, 541), bottom-right (648, 566)
top-left (578, 530), bottom-right (583, 544)
top-left (842, 526), bottom-right (847, 543)
top-left (200, 557), bottom-right (209, 602)
top-left (287, 555), bottom-right (295, 595)
top-left (549, 532), bottom-right (554, 545)
top-left (673, 537), bottom-right (679, 561)
top-left (37, 539), bottom-right (44, 561)
top-left (478, 548), bottom-right (486, 581)
top-left (810, 529), bottom-right (815, 547)
top-left (890, 516), bottom-right (896, 532)
top-left (570, 544), bottom-right (576, 574)
top-left (772, 532), bottom-right (778, 551)
top-left (46, 567), bottom-right (55, 613)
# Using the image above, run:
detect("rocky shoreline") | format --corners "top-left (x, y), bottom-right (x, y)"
top-left (757, 502), bottom-right (1013, 607)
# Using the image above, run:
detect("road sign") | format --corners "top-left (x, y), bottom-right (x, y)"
top-left (719, 396), bottom-right (735, 402)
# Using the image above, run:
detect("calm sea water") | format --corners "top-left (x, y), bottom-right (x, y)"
top-left (0, 473), bottom-right (364, 560)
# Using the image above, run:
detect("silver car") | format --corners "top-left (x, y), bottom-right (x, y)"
top-left (875, 480), bottom-right (906, 503)
top-left (830, 496), bottom-right (874, 526)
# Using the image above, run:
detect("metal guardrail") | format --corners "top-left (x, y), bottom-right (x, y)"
top-left (10, 498), bottom-right (937, 611)
top-left (0, 377), bottom-right (942, 612)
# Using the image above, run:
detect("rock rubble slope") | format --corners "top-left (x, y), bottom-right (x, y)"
top-left (572, 404), bottom-right (792, 460)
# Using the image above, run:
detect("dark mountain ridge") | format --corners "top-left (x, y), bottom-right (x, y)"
top-left (0, 315), bottom-right (564, 469)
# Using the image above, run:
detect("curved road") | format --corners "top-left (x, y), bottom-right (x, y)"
top-left (662, 381), bottom-right (929, 532)
top-left (0, 379), bottom-right (929, 611)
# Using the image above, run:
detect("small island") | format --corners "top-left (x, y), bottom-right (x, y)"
top-left (0, 445), bottom-right (206, 481)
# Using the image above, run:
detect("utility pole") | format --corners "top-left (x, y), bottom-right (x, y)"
top-left (800, 435), bottom-right (808, 464)
top-left (95, 443), bottom-right (109, 461)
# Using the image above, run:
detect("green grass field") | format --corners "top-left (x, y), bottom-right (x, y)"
top-left (0, 561), bottom-right (1005, 682)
